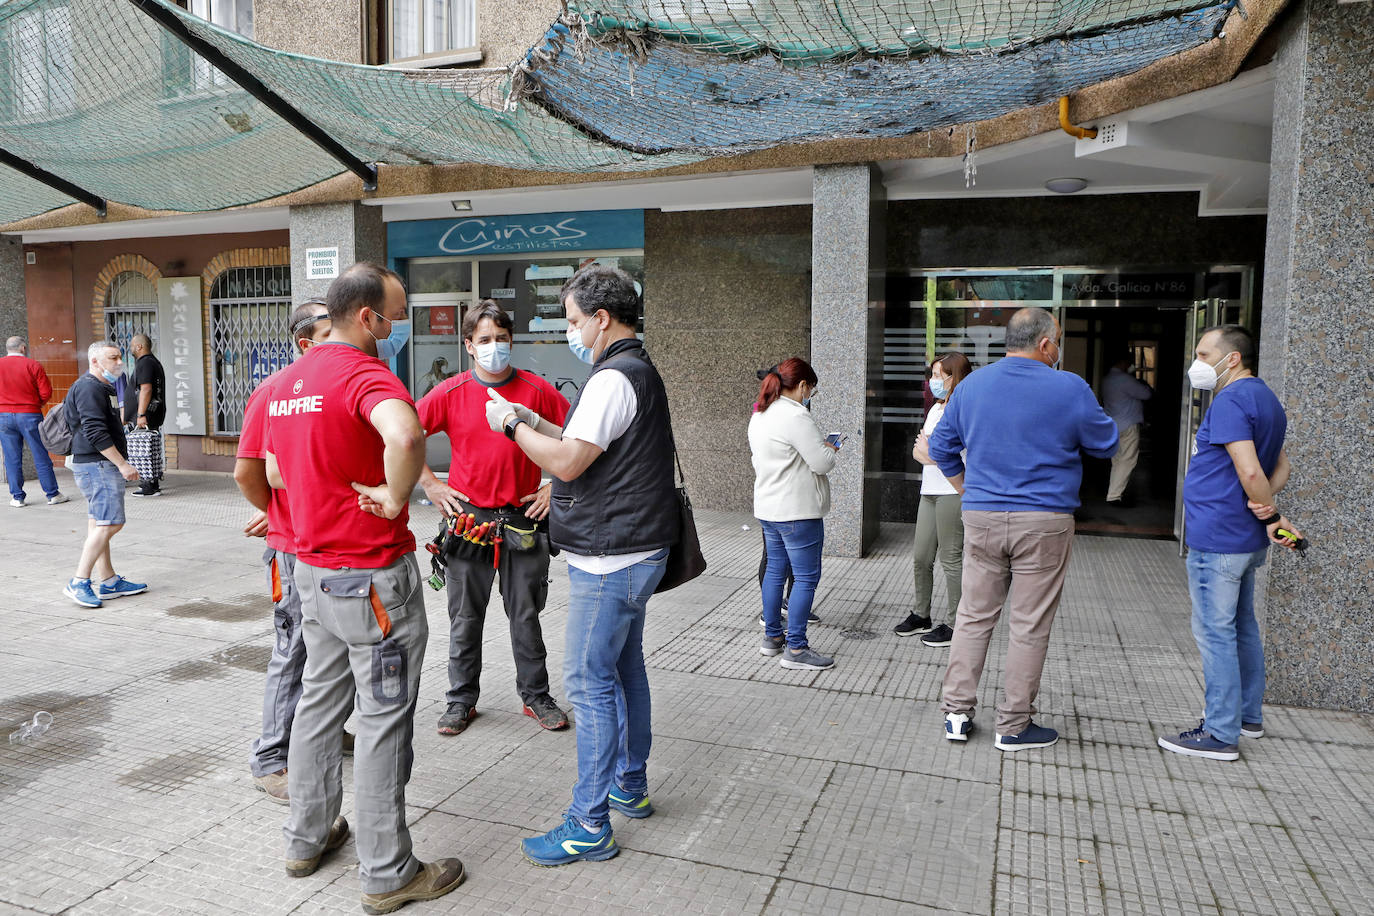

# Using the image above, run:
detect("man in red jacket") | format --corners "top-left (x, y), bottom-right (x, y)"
top-left (0, 336), bottom-right (68, 507)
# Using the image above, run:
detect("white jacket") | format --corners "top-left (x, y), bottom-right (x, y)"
top-left (749, 396), bottom-right (835, 521)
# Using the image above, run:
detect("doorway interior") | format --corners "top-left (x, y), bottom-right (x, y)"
top-left (1063, 306), bottom-right (1187, 538)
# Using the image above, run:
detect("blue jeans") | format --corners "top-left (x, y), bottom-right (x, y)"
top-left (564, 549), bottom-right (668, 827)
top-left (1186, 547), bottom-right (1267, 745)
top-left (0, 412), bottom-right (59, 500)
top-left (759, 518), bottom-right (823, 649)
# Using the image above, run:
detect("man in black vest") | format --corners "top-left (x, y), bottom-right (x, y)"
top-left (485, 265), bottom-right (677, 867)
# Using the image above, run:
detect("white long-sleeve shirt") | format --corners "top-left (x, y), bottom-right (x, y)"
top-left (748, 396), bottom-right (835, 522)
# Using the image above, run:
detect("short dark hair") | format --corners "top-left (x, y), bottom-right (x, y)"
top-left (560, 265), bottom-right (640, 327)
top-left (1204, 324), bottom-right (1256, 371)
top-left (288, 298), bottom-right (329, 339)
top-left (461, 299), bottom-right (514, 340)
top-left (326, 263), bottom-right (402, 322)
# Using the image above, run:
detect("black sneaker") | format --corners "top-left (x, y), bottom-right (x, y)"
top-left (894, 614), bottom-right (933, 637)
top-left (132, 481), bottom-right (160, 497)
top-left (437, 702), bottom-right (475, 736)
top-left (920, 624), bottom-right (954, 647)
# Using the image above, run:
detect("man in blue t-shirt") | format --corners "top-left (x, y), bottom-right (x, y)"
top-left (930, 307), bottom-right (1118, 752)
top-left (1158, 325), bottom-right (1303, 762)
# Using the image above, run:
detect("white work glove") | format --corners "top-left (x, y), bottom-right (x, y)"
top-left (485, 389), bottom-right (542, 433)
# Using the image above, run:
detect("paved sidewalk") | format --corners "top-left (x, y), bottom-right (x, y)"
top-left (1, 470), bottom-right (1371, 915)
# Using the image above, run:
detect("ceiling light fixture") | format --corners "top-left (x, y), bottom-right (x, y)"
top-left (450, 199), bottom-right (472, 211)
top-left (1044, 177), bottom-right (1088, 194)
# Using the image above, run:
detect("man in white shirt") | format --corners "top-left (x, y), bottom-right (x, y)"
top-left (1100, 356), bottom-right (1153, 505)
top-left (486, 265), bottom-right (678, 868)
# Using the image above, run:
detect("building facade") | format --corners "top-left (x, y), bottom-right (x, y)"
top-left (6, 0), bottom-right (1372, 710)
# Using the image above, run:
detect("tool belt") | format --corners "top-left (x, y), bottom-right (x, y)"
top-left (424, 501), bottom-right (547, 590)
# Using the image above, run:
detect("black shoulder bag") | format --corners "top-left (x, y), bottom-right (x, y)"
top-left (654, 447), bottom-right (707, 594)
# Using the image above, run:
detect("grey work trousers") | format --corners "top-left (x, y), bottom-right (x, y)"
top-left (940, 510), bottom-right (1075, 736)
top-left (912, 493), bottom-right (964, 626)
top-left (250, 548), bottom-right (306, 777)
top-left (284, 553), bottom-right (427, 895)
top-left (443, 530), bottom-right (551, 707)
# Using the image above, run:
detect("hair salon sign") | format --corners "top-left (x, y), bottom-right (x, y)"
top-left (388, 210), bottom-right (644, 258)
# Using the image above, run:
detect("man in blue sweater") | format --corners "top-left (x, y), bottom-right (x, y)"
top-left (930, 307), bottom-right (1118, 750)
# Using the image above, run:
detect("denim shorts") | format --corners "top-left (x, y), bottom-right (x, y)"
top-left (72, 460), bottom-right (126, 526)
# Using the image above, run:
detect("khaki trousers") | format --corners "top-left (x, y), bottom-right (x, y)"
top-left (1107, 422), bottom-right (1140, 501)
top-left (940, 510), bottom-right (1074, 735)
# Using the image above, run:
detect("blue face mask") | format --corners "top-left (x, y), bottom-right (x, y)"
top-left (929, 377), bottom-right (947, 400)
top-left (102, 369), bottom-right (120, 384)
top-left (566, 324), bottom-right (594, 365)
top-left (370, 314), bottom-right (411, 362)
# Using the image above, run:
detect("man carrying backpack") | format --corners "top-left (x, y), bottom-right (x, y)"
top-left (63, 341), bottom-right (145, 609)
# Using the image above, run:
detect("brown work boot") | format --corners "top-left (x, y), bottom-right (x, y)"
top-left (254, 768), bottom-right (289, 805)
top-left (285, 816), bottom-right (350, 877)
top-left (360, 858), bottom-right (466, 914)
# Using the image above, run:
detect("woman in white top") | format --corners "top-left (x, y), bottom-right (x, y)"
top-left (748, 357), bottom-right (838, 671)
top-left (895, 351), bottom-right (972, 647)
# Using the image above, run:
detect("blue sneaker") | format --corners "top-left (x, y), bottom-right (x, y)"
top-left (98, 576), bottom-right (148, 600)
top-left (521, 815), bottom-right (618, 867)
top-left (63, 578), bottom-right (102, 608)
top-left (1157, 720), bottom-right (1239, 761)
top-left (995, 720), bottom-right (1059, 752)
top-left (607, 785), bottom-right (654, 819)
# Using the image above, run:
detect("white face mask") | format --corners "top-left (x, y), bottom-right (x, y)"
top-left (1187, 351), bottom-right (1237, 391)
top-left (474, 340), bottom-right (511, 373)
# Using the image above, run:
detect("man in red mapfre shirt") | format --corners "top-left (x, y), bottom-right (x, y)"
top-left (264, 264), bottom-right (465, 913)
top-left (233, 299), bottom-right (348, 803)
top-left (416, 301), bottom-right (570, 738)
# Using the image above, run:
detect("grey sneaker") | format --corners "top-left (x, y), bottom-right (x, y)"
top-left (759, 634), bottom-right (785, 656)
top-left (285, 816), bottom-right (349, 877)
top-left (779, 646), bottom-right (834, 670)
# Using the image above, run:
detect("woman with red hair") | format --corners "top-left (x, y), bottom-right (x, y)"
top-left (748, 357), bottom-right (838, 670)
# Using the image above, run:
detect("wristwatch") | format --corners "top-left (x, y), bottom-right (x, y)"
top-left (503, 415), bottom-right (526, 440)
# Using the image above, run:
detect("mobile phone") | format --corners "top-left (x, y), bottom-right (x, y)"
top-left (825, 433), bottom-right (847, 448)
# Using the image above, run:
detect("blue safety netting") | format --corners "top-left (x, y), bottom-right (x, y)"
top-left (0, 0), bottom-right (1241, 224)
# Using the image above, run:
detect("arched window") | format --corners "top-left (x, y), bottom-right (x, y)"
top-left (104, 271), bottom-right (159, 376)
top-left (209, 265), bottom-right (291, 435)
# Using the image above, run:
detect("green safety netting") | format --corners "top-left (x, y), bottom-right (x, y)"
top-left (0, 0), bottom-right (1242, 224)
top-left (0, 0), bottom-right (699, 223)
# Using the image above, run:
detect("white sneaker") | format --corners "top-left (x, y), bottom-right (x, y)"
top-left (47, 493), bottom-right (70, 505)
top-left (945, 713), bottom-right (973, 742)
top-left (9, 497), bottom-right (24, 508)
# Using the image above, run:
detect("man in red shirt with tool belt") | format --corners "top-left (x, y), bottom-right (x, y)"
top-left (416, 300), bottom-right (571, 737)
top-left (265, 263), bottom-right (465, 913)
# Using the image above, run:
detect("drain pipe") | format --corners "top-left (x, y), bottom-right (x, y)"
top-left (1058, 96), bottom-right (1098, 141)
